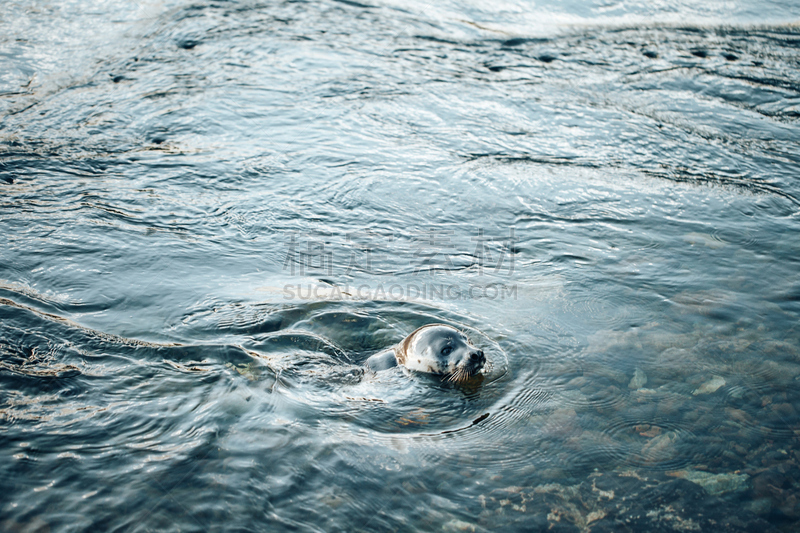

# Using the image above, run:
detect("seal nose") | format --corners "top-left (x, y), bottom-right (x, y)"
top-left (470, 349), bottom-right (485, 367)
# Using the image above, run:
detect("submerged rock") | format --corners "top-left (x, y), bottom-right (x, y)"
top-left (442, 519), bottom-right (485, 532)
top-left (684, 232), bottom-right (725, 249)
top-left (225, 361), bottom-right (263, 381)
top-left (668, 470), bottom-right (750, 496)
top-left (479, 471), bottom-right (776, 532)
top-left (747, 497), bottom-right (773, 515)
top-left (693, 376), bottom-right (726, 395)
top-left (641, 431), bottom-right (680, 463)
top-left (628, 368), bottom-right (648, 390)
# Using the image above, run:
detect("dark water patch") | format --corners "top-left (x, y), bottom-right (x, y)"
top-left (643, 168), bottom-right (800, 205)
top-left (332, 0), bottom-right (375, 8)
top-left (464, 152), bottom-right (604, 168)
top-left (414, 34), bottom-right (460, 45)
top-left (177, 39), bottom-right (200, 50)
top-left (499, 37), bottom-right (550, 48)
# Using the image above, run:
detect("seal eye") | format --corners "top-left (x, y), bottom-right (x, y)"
top-left (441, 346), bottom-right (453, 356)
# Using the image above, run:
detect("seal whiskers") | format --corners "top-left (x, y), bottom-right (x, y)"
top-left (446, 366), bottom-right (468, 384)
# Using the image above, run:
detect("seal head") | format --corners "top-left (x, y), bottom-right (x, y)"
top-left (396, 324), bottom-right (485, 382)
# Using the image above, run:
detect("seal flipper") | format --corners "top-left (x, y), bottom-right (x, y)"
top-left (365, 348), bottom-right (398, 371)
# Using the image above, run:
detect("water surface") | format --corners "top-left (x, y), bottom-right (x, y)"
top-left (2, 0), bottom-right (800, 531)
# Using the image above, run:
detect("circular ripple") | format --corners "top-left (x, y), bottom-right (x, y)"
top-left (562, 290), bottom-right (658, 331)
top-left (711, 226), bottom-right (759, 248)
top-left (372, 371), bottom-right (554, 471)
top-left (593, 417), bottom-right (699, 471)
top-left (221, 301), bottom-right (515, 435)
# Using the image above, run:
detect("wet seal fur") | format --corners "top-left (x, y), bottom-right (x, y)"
top-left (366, 324), bottom-right (486, 382)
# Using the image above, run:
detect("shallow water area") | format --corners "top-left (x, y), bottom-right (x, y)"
top-left (2, 0), bottom-right (800, 531)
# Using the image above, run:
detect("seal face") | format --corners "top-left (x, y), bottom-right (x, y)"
top-left (366, 324), bottom-right (486, 382)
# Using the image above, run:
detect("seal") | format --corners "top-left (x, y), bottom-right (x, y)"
top-left (365, 324), bottom-right (486, 382)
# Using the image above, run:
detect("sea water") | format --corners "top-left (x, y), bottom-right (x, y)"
top-left (2, 0), bottom-right (800, 530)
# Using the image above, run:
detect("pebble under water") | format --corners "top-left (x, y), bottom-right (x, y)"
top-left (2, 0), bottom-right (800, 531)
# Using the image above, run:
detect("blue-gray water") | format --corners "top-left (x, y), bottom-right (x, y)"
top-left (2, 0), bottom-right (800, 531)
